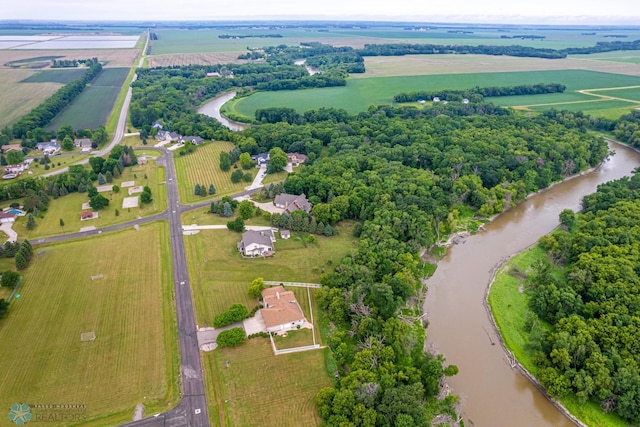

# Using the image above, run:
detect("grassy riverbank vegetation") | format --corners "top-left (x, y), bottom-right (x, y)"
top-left (490, 173), bottom-right (640, 426)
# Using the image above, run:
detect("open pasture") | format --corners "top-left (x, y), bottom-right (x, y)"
top-left (20, 159), bottom-right (167, 239)
top-left (174, 141), bottom-right (256, 204)
top-left (0, 69), bottom-right (63, 127)
top-left (233, 70), bottom-right (640, 116)
top-left (0, 222), bottom-right (178, 426)
top-left (47, 67), bottom-right (130, 130)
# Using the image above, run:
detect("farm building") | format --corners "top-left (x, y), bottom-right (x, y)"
top-left (237, 229), bottom-right (276, 257)
top-left (260, 286), bottom-right (306, 333)
top-left (286, 152), bottom-right (308, 166)
top-left (274, 193), bottom-right (312, 214)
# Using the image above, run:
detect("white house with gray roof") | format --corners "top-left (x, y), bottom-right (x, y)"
top-left (237, 229), bottom-right (276, 257)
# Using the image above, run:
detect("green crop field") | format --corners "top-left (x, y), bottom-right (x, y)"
top-left (527, 100), bottom-right (639, 119)
top-left (174, 141), bottom-right (256, 204)
top-left (47, 68), bottom-right (130, 131)
top-left (0, 222), bottom-right (179, 426)
top-left (185, 223), bottom-right (357, 426)
top-left (232, 70), bottom-right (640, 118)
top-left (590, 87), bottom-right (640, 102)
top-left (19, 159), bottom-right (167, 239)
top-left (20, 68), bottom-right (87, 83)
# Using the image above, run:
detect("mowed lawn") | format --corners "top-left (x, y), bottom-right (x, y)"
top-left (19, 159), bottom-right (167, 239)
top-left (174, 141), bottom-right (256, 204)
top-left (185, 223), bottom-right (357, 426)
top-left (203, 341), bottom-right (331, 427)
top-left (0, 222), bottom-right (179, 426)
top-left (233, 70), bottom-right (640, 116)
top-left (47, 67), bottom-right (130, 131)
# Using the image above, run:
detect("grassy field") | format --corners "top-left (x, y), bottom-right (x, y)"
top-left (488, 245), bottom-right (627, 427)
top-left (0, 222), bottom-right (179, 426)
top-left (589, 86), bottom-right (640, 102)
top-left (232, 70), bottom-right (640, 117)
top-left (0, 69), bottom-right (63, 127)
top-left (185, 221), bottom-right (357, 426)
top-left (203, 340), bottom-right (331, 427)
top-left (18, 159), bottom-right (167, 239)
top-left (174, 141), bottom-right (256, 204)
top-left (47, 68), bottom-right (130, 131)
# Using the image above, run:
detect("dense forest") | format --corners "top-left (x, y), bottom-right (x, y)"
top-left (532, 175), bottom-right (640, 423)
top-left (393, 83), bottom-right (566, 103)
top-left (228, 104), bottom-right (609, 425)
top-left (612, 110), bottom-right (640, 147)
top-left (11, 59), bottom-right (102, 139)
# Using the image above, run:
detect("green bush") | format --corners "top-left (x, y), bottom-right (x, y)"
top-left (217, 327), bottom-right (246, 347)
top-left (213, 303), bottom-right (249, 328)
top-left (248, 331), bottom-right (269, 339)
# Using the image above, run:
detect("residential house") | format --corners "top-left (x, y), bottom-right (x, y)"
top-left (179, 136), bottom-right (205, 145)
top-left (155, 130), bottom-right (168, 141)
top-left (5, 160), bottom-right (31, 175)
top-left (286, 152), bottom-right (308, 166)
top-left (274, 193), bottom-right (312, 214)
top-left (80, 210), bottom-right (94, 221)
top-left (36, 141), bottom-right (61, 156)
top-left (237, 229), bottom-right (276, 257)
top-left (74, 138), bottom-right (92, 152)
top-left (432, 97), bottom-right (441, 102)
top-left (462, 98), bottom-right (470, 104)
top-left (260, 286), bottom-right (306, 333)
top-left (206, 72), bottom-right (221, 78)
top-left (151, 120), bottom-right (164, 130)
top-left (251, 153), bottom-right (269, 167)
top-left (167, 132), bottom-right (180, 142)
top-left (1, 144), bottom-right (22, 154)
top-left (0, 212), bottom-right (17, 223)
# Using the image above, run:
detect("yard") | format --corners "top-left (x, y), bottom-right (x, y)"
top-left (185, 223), bottom-right (357, 426)
top-left (0, 222), bottom-right (179, 426)
top-left (18, 159), bottom-right (167, 239)
top-left (174, 141), bottom-right (257, 204)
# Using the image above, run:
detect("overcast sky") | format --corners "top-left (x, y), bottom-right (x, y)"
top-left (4, 0), bottom-right (639, 24)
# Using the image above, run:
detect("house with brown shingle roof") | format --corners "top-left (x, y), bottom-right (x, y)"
top-left (261, 286), bottom-right (306, 333)
top-left (274, 193), bottom-right (312, 214)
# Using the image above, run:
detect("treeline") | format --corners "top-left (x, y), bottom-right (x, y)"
top-left (11, 59), bottom-right (102, 139)
top-left (256, 43), bottom-right (365, 73)
top-left (356, 39), bottom-right (640, 59)
top-left (612, 110), bottom-right (640, 147)
top-left (218, 34), bottom-right (282, 39)
top-left (532, 174), bottom-right (640, 423)
top-left (357, 43), bottom-right (567, 59)
top-left (393, 83), bottom-right (566, 103)
top-left (249, 106), bottom-right (608, 424)
top-left (51, 57), bottom-right (99, 68)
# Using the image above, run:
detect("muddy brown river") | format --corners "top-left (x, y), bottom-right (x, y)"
top-left (197, 91), bottom-right (250, 132)
top-left (424, 140), bottom-right (640, 427)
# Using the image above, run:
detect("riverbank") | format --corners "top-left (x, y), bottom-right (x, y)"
top-left (486, 245), bottom-right (628, 427)
top-left (197, 91), bottom-right (251, 131)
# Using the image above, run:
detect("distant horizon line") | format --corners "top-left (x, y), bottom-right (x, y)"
top-left (2, 17), bottom-right (640, 27)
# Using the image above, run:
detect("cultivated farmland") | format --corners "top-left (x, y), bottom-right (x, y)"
top-left (233, 70), bottom-right (640, 117)
top-left (20, 158), bottom-right (167, 239)
top-left (147, 52), bottom-right (248, 68)
top-left (20, 68), bottom-right (87, 83)
top-left (0, 222), bottom-right (178, 426)
top-left (47, 67), bottom-right (130, 130)
top-left (0, 69), bottom-right (63, 127)
top-left (0, 49), bottom-right (139, 68)
top-left (174, 141), bottom-right (256, 204)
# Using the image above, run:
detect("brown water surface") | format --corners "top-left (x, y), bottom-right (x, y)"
top-left (424, 141), bottom-right (640, 427)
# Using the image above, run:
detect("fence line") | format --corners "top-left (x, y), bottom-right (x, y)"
top-left (264, 281), bottom-right (322, 288)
